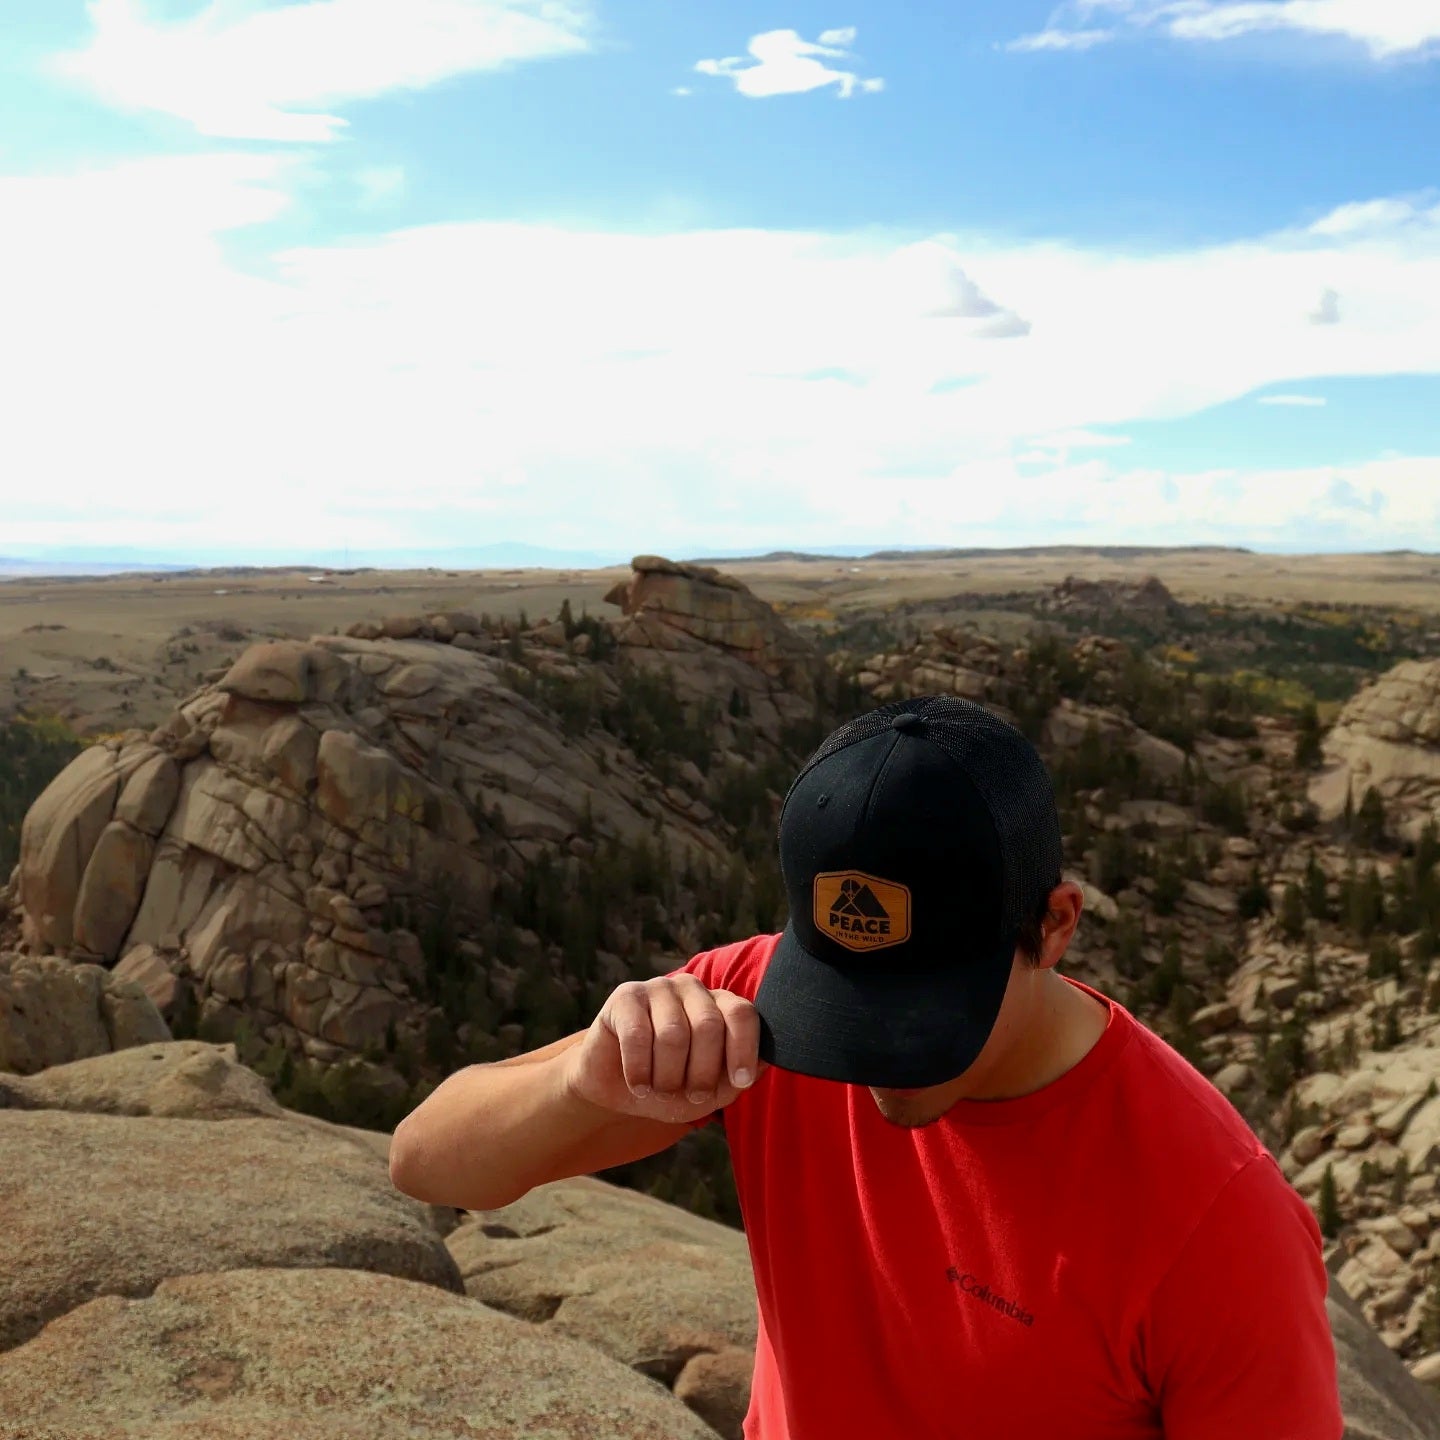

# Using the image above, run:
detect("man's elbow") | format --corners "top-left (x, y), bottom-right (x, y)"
top-left (387, 1119), bottom-right (525, 1212)
top-left (387, 1118), bottom-right (429, 1201)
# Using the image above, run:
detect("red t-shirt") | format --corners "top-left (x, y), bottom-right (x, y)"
top-left (670, 933), bottom-right (1342, 1440)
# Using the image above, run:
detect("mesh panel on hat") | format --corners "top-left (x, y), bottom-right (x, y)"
top-left (783, 695), bottom-right (1063, 938)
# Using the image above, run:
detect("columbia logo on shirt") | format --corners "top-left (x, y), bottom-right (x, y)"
top-left (813, 870), bottom-right (912, 952)
top-left (946, 1267), bottom-right (1036, 1328)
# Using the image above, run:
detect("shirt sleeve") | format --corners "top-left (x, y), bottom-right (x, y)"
top-left (1143, 1153), bottom-right (1343, 1440)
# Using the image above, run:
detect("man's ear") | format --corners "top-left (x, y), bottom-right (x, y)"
top-left (1035, 881), bottom-right (1084, 971)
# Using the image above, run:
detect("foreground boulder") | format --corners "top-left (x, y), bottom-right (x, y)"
top-left (0, 1038), bottom-right (281, 1119)
top-left (0, 1266), bottom-right (719, 1440)
top-left (450, 1176), bottom-right (757, 1438)
top-left (0, 1108), bottom-right (459, 1352)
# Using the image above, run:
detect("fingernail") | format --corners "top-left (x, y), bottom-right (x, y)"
top-left (732, 1068), bottom-right (753, 1088)
top-left (631, 1084), bottom-right (650, 1099)
top-left (688, 1090), bottom-right (710, 1105)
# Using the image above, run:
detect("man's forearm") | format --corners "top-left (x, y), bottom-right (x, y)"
top-left (388, 1050), bottom-right (624, 1211)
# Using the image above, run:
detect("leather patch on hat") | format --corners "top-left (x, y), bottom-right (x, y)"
top-left (814, 871), bottom-right (912, 953)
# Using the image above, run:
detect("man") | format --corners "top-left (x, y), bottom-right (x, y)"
top-left (391, 696), bottom-right (1343, 1438)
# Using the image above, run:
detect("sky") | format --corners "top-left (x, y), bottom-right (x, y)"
top-left (1, 0), bottom-right (1438, 563)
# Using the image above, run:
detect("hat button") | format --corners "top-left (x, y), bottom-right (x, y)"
top-left (892, 712), bottom-right (923, 733)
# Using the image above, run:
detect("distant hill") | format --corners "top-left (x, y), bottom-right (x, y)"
top-left (0, 557), bottom-right (192, 579)
top-left (0, 543), bottom-right (629, 579)
top-left (684, 544), bottom-right (1255, 565)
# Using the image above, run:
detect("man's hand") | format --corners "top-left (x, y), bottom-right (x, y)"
top-left (561, 973), bottom-right (769, 1124)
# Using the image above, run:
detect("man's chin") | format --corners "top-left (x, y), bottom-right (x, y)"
top-left (869, 1087), bottom-right (947, 1128)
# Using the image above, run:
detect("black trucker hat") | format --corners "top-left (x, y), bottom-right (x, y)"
top-left (753, 695), bottom-right (1064, 1089)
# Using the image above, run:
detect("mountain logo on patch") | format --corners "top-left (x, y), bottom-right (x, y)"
top-left (813, 871), bottom-right (912, 952)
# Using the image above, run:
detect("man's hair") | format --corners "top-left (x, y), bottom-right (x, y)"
top-left (1016, 886), bottom-right (1059, 965)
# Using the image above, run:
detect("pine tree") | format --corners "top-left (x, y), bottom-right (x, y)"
top-left (1318, 1163), bottom-right (1341, 1239)
top-left (1304, 852), bottom-right (1329, 921)
top-left (1278, 882), bottom-right (1307, 942)
top-left (1356, 786), bottom-right (1388, 850)
top-left (1294, 703), bottom-right (1323, 771)
top-left (1391, 1154), bottom-right (1411, 1206)
top-left (1238, 864), bottom-right (1271, 920)
top-left (1147, 936), bottom-right (1183, 1007)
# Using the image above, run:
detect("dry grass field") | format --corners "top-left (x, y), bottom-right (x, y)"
top-left (2, 547), bottom-right (1437, 736)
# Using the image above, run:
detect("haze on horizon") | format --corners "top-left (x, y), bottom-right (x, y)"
top-left (2, 0), bottom-right (1438, 558)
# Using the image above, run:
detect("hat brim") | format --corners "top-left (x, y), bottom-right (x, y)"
top-left (753, 922), bottom-right (1016, 1089)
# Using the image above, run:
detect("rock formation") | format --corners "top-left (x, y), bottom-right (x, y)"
top-left (1311, 659), bottom-right (1440, 841)
top-left (11, 620), bottom-right (754, 1069)
top-left (1038, 573), bottom-right (1178, 615)
top-left (606, 555), bottom-right (823, 694)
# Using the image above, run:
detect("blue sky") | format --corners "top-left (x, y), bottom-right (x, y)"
top-left (1, 0), bottom-right (1438, 561)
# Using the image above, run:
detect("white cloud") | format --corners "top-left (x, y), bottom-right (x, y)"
top-left (1010, 1), bottom-right (1440, 61)
top-left (1258, 393), bottom-right (1327, 405)
top-left (53, 0), bottom-right (593, 142)
top-left (1007, 27), bottom-right (1116, 51)
top-left (1, 161), bottom-right (1438, 554)
top-left (1309, 286), bottom-right (1342, 324)
top-left (884, 241), bottom-right (1032, 335)
top-left (695, 27), bottom-right (883, 98)
top-left (1309, 196), bottom-right (1438, 237)
top-left (671, 85), bottom-right (692, 97)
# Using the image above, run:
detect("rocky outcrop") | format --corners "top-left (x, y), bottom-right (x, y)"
top-left (0, 1267), bottom-right (719, 1440)
top-left (13, 632), bottom-right (736, 1068)
top-left (604, 557), bottom-right (827, 730)
top-left (0, 1102), bottom-right (460, 1352)
top-left (1039, 574), bottom-right (1178, 615)
top-left (0, 1037), bottom-right (280, 1119)
top-left (834, 626), bottom-right (1189, 780)
top-left (1042, 698), bottom-right (1188, 781)
top-left (1274, 1020), bottom-right (1440, 1365)
top-left (0, 951), bottom-right (169, 1075)
top-left (450, 1177), bottom-right (757, 1438)
top-left (835, 622), bottom-right (1011, 708)
top-left (1311, 659), bottom-right (1440, 841)
top-left (606, 557), bottom-right (819, 682)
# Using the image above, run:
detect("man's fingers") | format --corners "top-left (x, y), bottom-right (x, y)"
top-left (713, 990), bottom-right (763, 1089)
top-left (646, 980), bottom-right (693, 1096)
top-left (604, 984), bottom-right (656, 1097)
top-left (679, 981), bottom-right (728, 1103)
top-left (598, 978), bottom-right (766, 1111)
